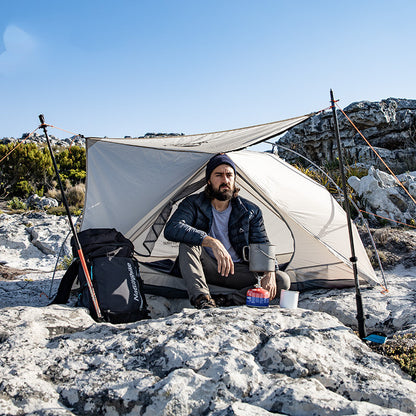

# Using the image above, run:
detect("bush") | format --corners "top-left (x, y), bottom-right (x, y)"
top-left (66, 183), bottom-right (85, 208)
top-left (7, 197), bottom-right (27, 210)
top-left (57, 255), bottom-right (74, 271)
top-left (68, 169), bottom-right (86, 182)
top-left (15, 180), bottom-right (34, 198)
top-left (0, 143), bottom-right (53, 197)
top-left (45, 188), bottom-right (61, 201)
top-left (44, 183), bottom-right (85, 213)
top-left (55, 146), bottom-right (86, 173)
top-left (372, 333), bottom-right (416, 380)
top-left (0, 143), bottom-right (86, 199)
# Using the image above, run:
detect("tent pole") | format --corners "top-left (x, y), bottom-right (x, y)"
top-left (329, 91), bottom-right (367, 339)
top-left (38, 115), bottom-right (103, 321)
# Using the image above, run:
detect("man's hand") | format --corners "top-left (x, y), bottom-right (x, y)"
top-left (202, 236), bottom-right (234, 277)
top-left (261, 272), bottom-right (277, 300)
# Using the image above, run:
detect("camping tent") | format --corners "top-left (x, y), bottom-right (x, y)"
top-left (80, 114), bottom-right (382, 294)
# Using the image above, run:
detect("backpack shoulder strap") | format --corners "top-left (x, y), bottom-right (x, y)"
top-left (50, 259), bottom-right (80, 305)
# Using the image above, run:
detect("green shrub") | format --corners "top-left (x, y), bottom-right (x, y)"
top-left (15, 180), bottom-right (34, 198)
top-left (57, 255), bottom-right (73, 271)
top-left (0, 143), bottom-right (86, 198)
top-left (373, 333), bottom-right (416, 380)
top-left (68, 169), bottom-right (86, 182)
top-left (56, 146), bottom-right (86, 176)
top-left (7, 197), bottom-right (27, 210)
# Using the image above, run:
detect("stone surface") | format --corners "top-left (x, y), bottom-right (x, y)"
top-left (0, 304), bottom-right (415, 416)
top-left (278, 98), bottom-right (416, 174)
top-left (26, 194), bottom-right (59, 210)
top-left (0, 212), bottom-right (74, 271)
top-left (1, 212), bottom-right (416, 415)
top-left (359, 225), bottom-right (416, 270)
top-left (348, 167), bottom-right (416, 226)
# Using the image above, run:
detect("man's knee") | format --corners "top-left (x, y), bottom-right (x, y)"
top-left (276, 271), bottom-right (291, 293)
top-left (178, 242), bottom-right (202, 259)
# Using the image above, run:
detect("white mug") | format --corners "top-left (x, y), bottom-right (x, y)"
top-left (280, 289), bottom-right (299, 309)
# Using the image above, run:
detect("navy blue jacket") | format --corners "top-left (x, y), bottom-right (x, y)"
top-left (164, 192), bottom-right (269, 260)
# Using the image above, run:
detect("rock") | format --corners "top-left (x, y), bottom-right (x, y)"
top-left (0, 305), bottom-right (415, 416)
top-left (359, 226), bottom-right (416, 270)
top-left (26, 194), bottom-right (59, 210)
top-left (0, 137), bottom-right (16, 144)
top-left (278, 98), bottom-right (416, 174)
top-left (0, 212), bottom-right (74, 271)
top-left (0, 264), bottom-right (35, 280)
top-left (348, 167), bottom-right (416, 226)
top-left (1, 211), bottom-right (416, 415)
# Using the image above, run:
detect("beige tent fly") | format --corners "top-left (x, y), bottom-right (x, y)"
top-left (80, 114), bottom-right (381, 295)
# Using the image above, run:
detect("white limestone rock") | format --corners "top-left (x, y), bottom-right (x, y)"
top-left (26, 194), bottom-right (59, 209)
top-left (348, 167), bottom-right (416, 225)
top-left (1, 211), bottom-right (416, 416)
top-left (0, 212), bottom-right (74, 270)
top-left (0, 305), bottom-right (415, 416)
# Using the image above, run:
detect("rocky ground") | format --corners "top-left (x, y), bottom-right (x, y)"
top-left (359, 225), bottom-right (416, 270)
top-left (1, 211), bottom-right (416, 415)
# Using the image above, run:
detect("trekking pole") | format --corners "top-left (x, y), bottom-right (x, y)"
top-left (38, 115), bottom-right (103, 321)
top-left (330, 91), bottom-right (366, 339)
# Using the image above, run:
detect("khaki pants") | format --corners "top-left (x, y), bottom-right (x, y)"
top-left (178, 243), bottom-right (290, 305)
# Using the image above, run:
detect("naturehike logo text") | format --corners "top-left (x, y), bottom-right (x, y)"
top-left (127, 262), bottom-right (141, 303)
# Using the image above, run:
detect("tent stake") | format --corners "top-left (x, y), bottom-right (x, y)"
top-left (38, 115), bottom-right (103, 321)
top-left (329, 91), bottom-right (367, 339)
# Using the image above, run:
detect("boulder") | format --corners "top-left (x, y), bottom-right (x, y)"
top-left (26, 194), bottom-right (59, 210)
top-left (0, 211), bottom-right (73, 270)
top-left (348, 167), bottom-right (416, 226)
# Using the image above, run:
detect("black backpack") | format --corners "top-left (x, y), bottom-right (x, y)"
top-left (52, 228), bottom-right (150, 324)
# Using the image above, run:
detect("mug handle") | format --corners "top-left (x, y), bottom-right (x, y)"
top-left (242, 245), bottom-right (249, 262)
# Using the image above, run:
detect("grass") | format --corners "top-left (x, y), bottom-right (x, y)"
top-left (46, 206), bottom-right (82, 216)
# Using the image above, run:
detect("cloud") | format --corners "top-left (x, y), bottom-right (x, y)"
top-left (0, 25), bottom-right (38, 74)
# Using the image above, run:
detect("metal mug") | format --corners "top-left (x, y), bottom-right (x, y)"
top-left (242, 243), bottom-right (276, 272)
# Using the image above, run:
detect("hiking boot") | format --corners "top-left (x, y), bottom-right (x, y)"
top-left (212, 294), bottom-right (234, 307)
top-left (194, 294), bottom-right (216, 309)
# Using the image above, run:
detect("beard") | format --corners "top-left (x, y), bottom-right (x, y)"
top-left (208, 183), bottom-right (234, 201)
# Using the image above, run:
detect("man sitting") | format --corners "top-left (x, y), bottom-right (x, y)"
top-left (164, 153), bottom-right (291, 309)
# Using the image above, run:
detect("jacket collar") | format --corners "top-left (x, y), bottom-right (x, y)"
top-left (231, 196), bottom-right (248, 220)
top-left (199, 192), bottom-right (213, 219)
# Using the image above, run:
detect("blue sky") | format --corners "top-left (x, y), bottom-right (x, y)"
top-left (1, 0), bottom-right (415, 140)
